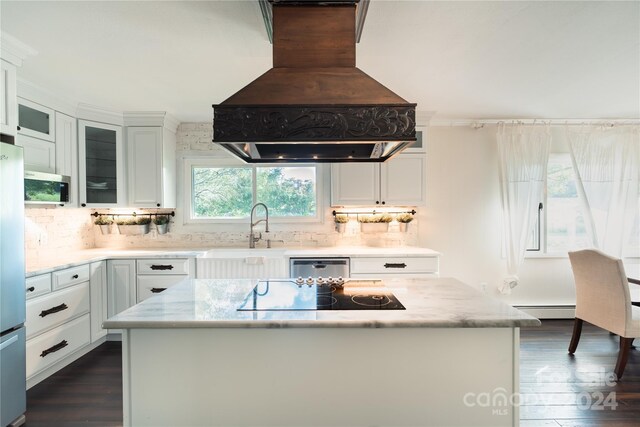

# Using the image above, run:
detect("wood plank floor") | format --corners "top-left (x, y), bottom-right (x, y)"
top-left (24, 320), bottom-right (639, 426)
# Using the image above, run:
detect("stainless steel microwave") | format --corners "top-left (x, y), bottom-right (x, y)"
top-left (24, 170), bottom-right (70, 205)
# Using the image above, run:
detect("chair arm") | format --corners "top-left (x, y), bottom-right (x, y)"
top-left (629, 277), bottom-right (640, 286)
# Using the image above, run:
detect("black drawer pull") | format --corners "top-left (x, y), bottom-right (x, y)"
top-left (26, 286), bottom-right (35, 293)
top-left (40, 340), bottom-right (68, 358)
top-left (150, 265), bottom-right (174, 271)
top-left (40, 303), bottom-right (68, 318)
top-left (150, 287), bottom-right (167, 293)
top-left (384, 263), bottom-right (407, 269)
top-left (71, 274), bottom-right (79, 279)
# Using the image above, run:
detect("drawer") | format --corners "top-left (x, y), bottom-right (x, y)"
top-left (137, 258), bottom-right (190, 275)
top-left (350, 256), bottom-right (439, 275)
top-left (26, 313), bottom-right (90, 378)
top-left (52, 264), bottom-right (90, 290)
top-left (26, 274), bottom-right (52, 300)
top-left (137, 275), bottom-right (188, 302)
top-left (26, 282), bottom-right (90, 339)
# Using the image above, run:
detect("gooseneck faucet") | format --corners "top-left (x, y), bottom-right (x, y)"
top-left (249, 203), bottom-right (270, 249)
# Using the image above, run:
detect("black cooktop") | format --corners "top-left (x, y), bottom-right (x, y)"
top-left (237, 279), bottom-right (405, 311)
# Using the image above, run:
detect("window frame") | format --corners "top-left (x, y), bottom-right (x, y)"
top-left (183, 157), bottom-right (323, 225)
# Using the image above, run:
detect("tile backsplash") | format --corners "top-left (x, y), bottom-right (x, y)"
top-left (25, 207), bottom-right (95, 261)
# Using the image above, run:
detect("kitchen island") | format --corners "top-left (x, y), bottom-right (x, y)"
top-left (104, 278), bottom-right (539, 427)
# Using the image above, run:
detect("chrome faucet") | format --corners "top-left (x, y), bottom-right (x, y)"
top-left (249, 203), bottom-right (270, 249)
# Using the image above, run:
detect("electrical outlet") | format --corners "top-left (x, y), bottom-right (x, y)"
top-left (479, 282), bottom-right (487, 293)
top-left (38, 232), bottom-right (48, 246)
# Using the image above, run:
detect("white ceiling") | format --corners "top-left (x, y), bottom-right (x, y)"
top-left (1, 0), bottom-right (639, 123)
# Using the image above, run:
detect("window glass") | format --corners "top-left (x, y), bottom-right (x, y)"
top-left (190, 164), bottom-right (318, 220)
top-left (192, 167), bottom-right (252, 218)
top-left (256, 166), bottom-right (316, 217)
top-left (546, 154), bottom-right (590, 252)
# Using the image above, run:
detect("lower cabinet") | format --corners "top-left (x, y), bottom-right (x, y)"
top-left (107, 259), bottom-right (136, 317)
top-left (136, 258), bottom-right (195, 303)
top-left (90, 261), bottom-right (108, 342)
top-left (350, 256), bottom-right (439, 279)
top-left (25, 268), bottom-right (92, 387)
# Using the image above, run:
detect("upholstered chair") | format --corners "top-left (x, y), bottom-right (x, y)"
top-left (568, 249), bottom-right (640, 380)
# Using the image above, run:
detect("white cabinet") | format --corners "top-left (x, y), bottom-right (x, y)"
top-left (331, 153), bottom-right (426, 206)
top-left (106, 259), bottom-right (136, 318)
top-left (90, 261), bottom-right (108, 343)
top-left (16, 134), bottom-right (55, 173)
top-left (127, 126), bottom-right (176, 208)
top-left (25, 265), bottom-right (92, 386)
top-left (350, 256), bottom-right (439, 278)
top-left (17, 98), bottom-right (55, 142)
top-left (78, 120), bottom-right (124, 207)
top-left (55, 112), bottom-right (78, 206)
top-left (136, 258), bottom-right (194, 302)
top-left (380, 154), bottom-right (426, 206)
top-left (0, 59), bottom-right (17, 136)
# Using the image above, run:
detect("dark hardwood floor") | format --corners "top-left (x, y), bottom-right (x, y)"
top-left (24, 321), bottom-right (639, 427)
top-left (25, 341), bottom-right (122, 427)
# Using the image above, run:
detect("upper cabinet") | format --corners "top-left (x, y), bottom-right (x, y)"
top-left (15, 134), bottom-right (55, 173)
top-left (0, 59), bottom-right (18, 136)
top-left (78, 120), bottom-right (124, 207)
top-left (331, 153), bottom-right (426, 207)
top-left (126, 125), bottom-right (176, 208)
top-left (55, 112), bottom-right (78, 206)
top-left (17, 98), bottom-right (55, 142)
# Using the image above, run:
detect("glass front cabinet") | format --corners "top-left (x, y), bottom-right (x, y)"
top-left (78, 120), bottom-right (124, 207)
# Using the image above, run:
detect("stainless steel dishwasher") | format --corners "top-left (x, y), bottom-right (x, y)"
top-left (290, 258), bottom-right (350, 279)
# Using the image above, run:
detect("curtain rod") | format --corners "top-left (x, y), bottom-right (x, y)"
top-left (429, 118), bottom-right (640, 128)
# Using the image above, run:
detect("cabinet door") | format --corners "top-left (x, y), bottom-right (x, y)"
top-left (0, 59), bottom-right (17, 136)
top-left (17, 98), bottom-right (55, 142)
top-left (55, 112), bottom-right (78, 207)
top-left (127, 127), bottom-right (163, 207)
top-left (16, 134), bottom-right (55, 173)
top-left (330, 163), bottom-right (380, 206)
top-left (78, 120), bottom-right (124, 207)
top-left (106, 259), bottom-right (136, 318)
top-left (380, 154), bottom-right (426, 206)
top-left (90, 261), bottom-right (108, 342)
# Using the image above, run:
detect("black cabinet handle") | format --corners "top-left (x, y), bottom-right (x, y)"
top-left (81, 203), bottom-right (86, 207)
top-left (150, 287), bottom-right (167, 293)
top-left (26, 286), bottom-right (35, 293)
top-left (375, 201), bottom-right (380, 204)
top-left (40, 303), bottom-right (68, 318)
top-left (156, 203), bottom-right (161, 207)
top-left (384, 263), bottom-right (407, 269)
top-left (150, 265), bottom-right (174, 271)
top-left (71, 274), bottom-right (79, 279)
top-left (40, 340), bottom-right (68, 358)
top-left (381, 201), bottom-right (386, 205)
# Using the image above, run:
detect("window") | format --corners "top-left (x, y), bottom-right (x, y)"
top-left (186, 160), bottom-right (319, 222)
top-left (528, 153), bottom-right (630, 254)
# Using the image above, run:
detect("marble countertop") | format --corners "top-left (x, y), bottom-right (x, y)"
top-left (103, 277), bottom-right (540, 329)
top-left (26, 246), bottom-right (440, 277)
top-left (26, 248), bottom-right (208, 277)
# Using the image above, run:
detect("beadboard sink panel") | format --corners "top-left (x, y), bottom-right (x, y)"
top-left (196, 257), bottom-right (287, 280)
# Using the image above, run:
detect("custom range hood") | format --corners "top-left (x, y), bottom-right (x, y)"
top-left (212, 0), bottom-right (416, 163)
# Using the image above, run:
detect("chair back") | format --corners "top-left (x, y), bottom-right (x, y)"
top-left (568, 249), bottom-right (631, 336)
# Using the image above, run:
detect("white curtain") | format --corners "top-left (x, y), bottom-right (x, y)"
top-left (497, 123), bottom-right (551, 294)
top-left (568, 125), bottom-right (640, 257)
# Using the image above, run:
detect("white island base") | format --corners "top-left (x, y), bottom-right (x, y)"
top-left (122, 327), bottom-right (520, 427)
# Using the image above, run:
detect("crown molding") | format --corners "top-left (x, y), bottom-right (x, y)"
top-left (429, 118), bottom-right (640, 127)
top-left (415, 110), bottom-right (435, 127)
top-left (76, 103), bottom-right (124, 126)
top-left (123, 111), bottom-right (180, 133)
top-left (0, 32), bottom-right (37, 67)
top-left (17, 78), bottom-right (78, 117)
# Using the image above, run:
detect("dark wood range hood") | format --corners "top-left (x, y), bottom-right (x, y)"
top-left (212, 0), bottom-right (416, 163)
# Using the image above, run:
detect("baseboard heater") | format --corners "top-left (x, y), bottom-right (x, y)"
top-left (514, 305), bottom-right (575, 320)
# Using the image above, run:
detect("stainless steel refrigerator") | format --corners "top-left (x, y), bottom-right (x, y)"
top-left (0, 140), bottom-right (26, 427)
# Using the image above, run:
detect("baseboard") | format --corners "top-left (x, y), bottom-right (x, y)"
top-left (515, 305), bottom-right (575, 319)
top-left (26, 337), bottom-right (107, 390)
top-left (106, 331), bottom-right (122, 341)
